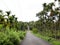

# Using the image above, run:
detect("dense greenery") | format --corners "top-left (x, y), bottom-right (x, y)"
top-left (30, 0), bottom-right (60, 39)
top-left (29, 0), bottom-right (60, 45)
top-left (0, 30), bottom-right (26, 45)
top-left (0, 10), bottom-right (28, 31)
top-left (33, 31), bottom-right (60, 45)
top-left (0, 10), bottom-right (26, 45)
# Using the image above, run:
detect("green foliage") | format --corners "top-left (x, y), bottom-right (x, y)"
top-left (52, 41), bottom-right (60, 45)
top-left (32, 28), bottom-right (38, 33)
top-left (0, 10), bottom-right (26, 45)
top-left (33, 32), bottom-right (60, 45)
top-left (18, 31), bottom-right (26, 40)
top-left (0, 30), bottom-right (26, 45)
top-left (0, 24), bottom-right (3, 30)
top-left (7, 30), bottom-right (20, 45)
top-left (17, 22), bottom-right (28, 30)
top-left (0, 32), bottom-right (13, 45)
top-left (35, 0), bottom-right (60, 40)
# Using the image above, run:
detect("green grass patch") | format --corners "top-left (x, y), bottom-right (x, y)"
top-left (32, 32), bottom-right (60, 45)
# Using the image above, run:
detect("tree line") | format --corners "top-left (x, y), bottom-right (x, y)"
top-left (0, 10), bottom-right (28, 31)
top-left (29, 0), bottom-right (60, 39)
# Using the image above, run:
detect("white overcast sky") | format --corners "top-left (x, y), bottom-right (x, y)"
top-left (0, 0), bottom-right (56, 22)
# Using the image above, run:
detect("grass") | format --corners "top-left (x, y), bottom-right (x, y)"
top-left (32, 32), bottom-right (60, 45)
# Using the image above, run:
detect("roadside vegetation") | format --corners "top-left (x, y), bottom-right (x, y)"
top-left (32, 30), bottom-right (60, 45)
top-left (0, 30), bottom-right (26, 45)
top-left (0, 10), bottom-right (27, 45)
top-left (29, 0), bottom-right (60, 45)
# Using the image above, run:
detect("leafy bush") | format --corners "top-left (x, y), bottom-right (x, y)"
top-left (0, 24), bottom-right (3, 31)
top-left (0, 30), bottom-right (26, 45)
top-left (0, 32), bottom-right (13, 45)
top-left (32, 28), bottom-right (38, 33)
top-left (18, 31), bottom-right (26, 40)
top-left (8, 30), bottom-right (20, 45)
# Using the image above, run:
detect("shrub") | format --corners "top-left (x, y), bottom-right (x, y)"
top-left (0, 32), bottom-right (13, 45)
top-left (32, 28), bottom-right (38, 33)
top-left (0, 30), bottom-right (26, 45)
top-left (0, 24), bottom-right (3, 31)
top-left (18, 31), bottom-right (26, 40)
top-left (7, 30), bottom-right (20, 45)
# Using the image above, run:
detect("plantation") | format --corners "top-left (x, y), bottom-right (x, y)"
top-left (28, 0), bottom-right (60, 45)
top-left (0, 10), bottom-right (26, 45)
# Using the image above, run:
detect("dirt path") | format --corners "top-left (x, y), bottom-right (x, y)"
top-left (21, 31), bottom-right (52, 45)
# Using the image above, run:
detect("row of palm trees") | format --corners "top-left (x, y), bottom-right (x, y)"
top-left (0, 10), bottom-right (28, 31)
top-left (0, 10), bottom-right (18, 31)
top-left (35, 0), bottom-right (60, 39)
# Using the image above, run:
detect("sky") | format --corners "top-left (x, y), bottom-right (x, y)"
top-left (0, 0), bottom-right (55, 22)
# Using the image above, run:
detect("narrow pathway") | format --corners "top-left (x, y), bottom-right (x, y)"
top-left (21, 31), bottom-right (52, 45)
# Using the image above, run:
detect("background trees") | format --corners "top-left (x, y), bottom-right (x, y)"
top-left (0, 10), bottom-right (28, 31)
top-left (0, 10), bottom-right (26, 45)
top-left (30, 0), bottom-right (60, 39)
